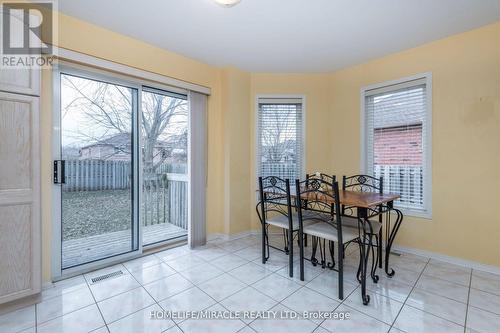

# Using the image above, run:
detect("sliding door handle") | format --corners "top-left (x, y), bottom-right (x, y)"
top-left (53, 160), bottom-right (66, 184)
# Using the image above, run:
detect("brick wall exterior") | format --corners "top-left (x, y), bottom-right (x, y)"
top-left (374, 124), bottom-right (422, 165)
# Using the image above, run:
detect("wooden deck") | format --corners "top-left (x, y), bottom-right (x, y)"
top-left (62, 223), bottom-right (187, 268)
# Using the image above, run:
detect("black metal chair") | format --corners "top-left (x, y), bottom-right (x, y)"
top-left (342, 174), bottom-right (384, 282)
top-left (301, 173), bottom-right (336, 248)
top-left (306, 173), bottom-right (336, 184)
top-left (257, 176), bottom-right (316, 277)
top-left (295, 177), bottom-right (360, 300)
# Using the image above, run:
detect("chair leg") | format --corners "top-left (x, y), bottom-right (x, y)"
top-left (370, 234), bottom-right (380, 283)
top-left (378, 228), bottom-right (383, 269)
top-left (338, 240), bottom-right (344, 300)
top-left (327, 241), bottom-right (335, 269)
top-left (283, 229), bottom-right (289, 254)
top-left (319, 238), bottom-right (326, 269)
top-left (261, 223), bottom-right (267, 264)
top-left (311, 236), bottom-right (319, 266)
top-left (288, 228), bottom-right (294, 277)
top-left (299, 230), bottom-right (305, 281)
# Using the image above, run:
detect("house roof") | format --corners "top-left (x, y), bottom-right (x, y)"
top-left (80, 133), bottom-right (131, 150)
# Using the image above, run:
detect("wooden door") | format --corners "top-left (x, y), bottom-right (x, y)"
top-left (0, 91), bottom-right (41, 304)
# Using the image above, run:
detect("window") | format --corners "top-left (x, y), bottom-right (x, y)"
top-left (362, 75), bottom-right (432, 217)
top-left (256, 97), bottom-right (304, 181)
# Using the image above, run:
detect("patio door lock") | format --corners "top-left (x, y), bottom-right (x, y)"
top-left (53, 160), bottom-right (66, 184)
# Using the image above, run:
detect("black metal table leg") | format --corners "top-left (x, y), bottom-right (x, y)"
top-left (384, 202), bottom-right (403, 277)
top-left (358, 207), bottom-right (370, 305)
top-left (378, 211), bottom-right (383, 269)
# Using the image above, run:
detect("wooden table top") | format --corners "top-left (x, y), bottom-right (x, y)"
top-left (337, 190), bottom-right (400, 208)
top-left (264, 188), bottom-right (400, 209)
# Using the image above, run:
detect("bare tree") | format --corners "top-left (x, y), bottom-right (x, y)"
top-left (61, 75), bottom-right (188, 177)
top-left (142, 91), bottom-right (187, 176)
top-left (260, 105), bottom-right (298, 163)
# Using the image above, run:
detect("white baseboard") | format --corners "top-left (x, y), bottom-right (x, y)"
top-left (42, 281), bottom-right (54, 290)
top-left (394, 245), bottom-right (500, 276)
top-left (207, 230), bottom-right (255, 242)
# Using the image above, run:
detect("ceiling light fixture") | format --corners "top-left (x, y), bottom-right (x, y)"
top-left (214, 0), bottom-right (242, 8)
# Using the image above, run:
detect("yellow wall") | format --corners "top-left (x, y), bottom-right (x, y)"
top-left (327, 22), bottom-right (500, 266)
top-left (38, 9), bottom-right (500, 283)
top-left (221, 68), bottom-right (252, 234)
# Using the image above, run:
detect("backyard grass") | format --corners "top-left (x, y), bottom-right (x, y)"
top-left (62, 190), bottom-right (132, 240)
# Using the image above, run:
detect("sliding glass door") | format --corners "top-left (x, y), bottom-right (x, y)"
top-left (54, 65), bottom-right (190, 275)
top-left (58, 71), bottom-right (139, 270)
top-left (141, 88), bottom-right (189, 246)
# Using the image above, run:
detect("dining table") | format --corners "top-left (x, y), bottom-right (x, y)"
top-left (334, 189), bottom-right (402, 305)
top-left (262, 186), bottom-right (403, 305)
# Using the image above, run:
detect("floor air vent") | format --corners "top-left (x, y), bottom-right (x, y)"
top-left (90, 270), bottom-right (124, 284)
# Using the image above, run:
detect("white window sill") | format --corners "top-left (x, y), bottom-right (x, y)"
top-left (395, 207), bottom-right (432, 220)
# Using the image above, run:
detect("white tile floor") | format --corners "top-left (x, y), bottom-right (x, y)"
top-left (2, 234), bottom-right (500, 333)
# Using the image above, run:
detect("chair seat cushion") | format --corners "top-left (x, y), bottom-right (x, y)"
top-left (341, 216), bottom-right (382, 234)
top-left (266, 213), bottom-right (317, 230)
top-left (302, 222), bottom-right (359, 244)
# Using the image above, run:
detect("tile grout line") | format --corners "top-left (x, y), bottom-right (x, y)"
top-left (34, 275), bottom-right (101, 330)
top-left (401, 271), bottom-right (477, 324)
top-left (83, 272), bottom-right (110, 333)
top-left (198, 243), bottom-right (313, 328)
top-left (314, 284), bottom-right (360, 333)
top-left (122, 260), bottom-right (186, 333)
top-left (388, 257), bottom-right (431, 332)
top-left (464, 268), bottom-right (473, 333)
top-left (34, 300), bottom-right (38, 333)
top-left (245, 283), bottom-right (307, 327)
top-left (151, 242), bottom-right (267, 331)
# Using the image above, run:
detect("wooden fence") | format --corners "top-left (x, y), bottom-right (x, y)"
top-left (63, 160), bottom-right (188, 229)
top-left (63, 160), bottom-right (131, 191)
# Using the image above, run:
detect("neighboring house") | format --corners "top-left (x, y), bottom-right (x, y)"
top-left (79, 133), bottom-right (132, 161)
top-left (78, 132), bottom-right (187, 164)
top-left (372, 93), bottom-right (423, 166)
top-left (62, 146), bottom-right (81, 160)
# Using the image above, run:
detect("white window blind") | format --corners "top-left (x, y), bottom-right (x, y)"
top-left (257, 98), bottom-right (304, 181)
top-left (364, 77), bottom-right (431, 216)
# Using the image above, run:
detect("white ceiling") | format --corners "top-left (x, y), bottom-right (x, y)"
top-left (58, 0), bottom-right (500, 73)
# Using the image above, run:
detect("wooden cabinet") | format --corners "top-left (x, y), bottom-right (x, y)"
top-left (0, 91), bottom-right (41, 305)
top-left (0, 68), bottom-right (40, 96)
top-left (0, 7), bottom-right (42, 307)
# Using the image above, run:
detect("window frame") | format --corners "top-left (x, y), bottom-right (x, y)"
top-left (360, 73), bottom-right (432, 219)
top-left (255, 94), bottom-right (307, 185)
